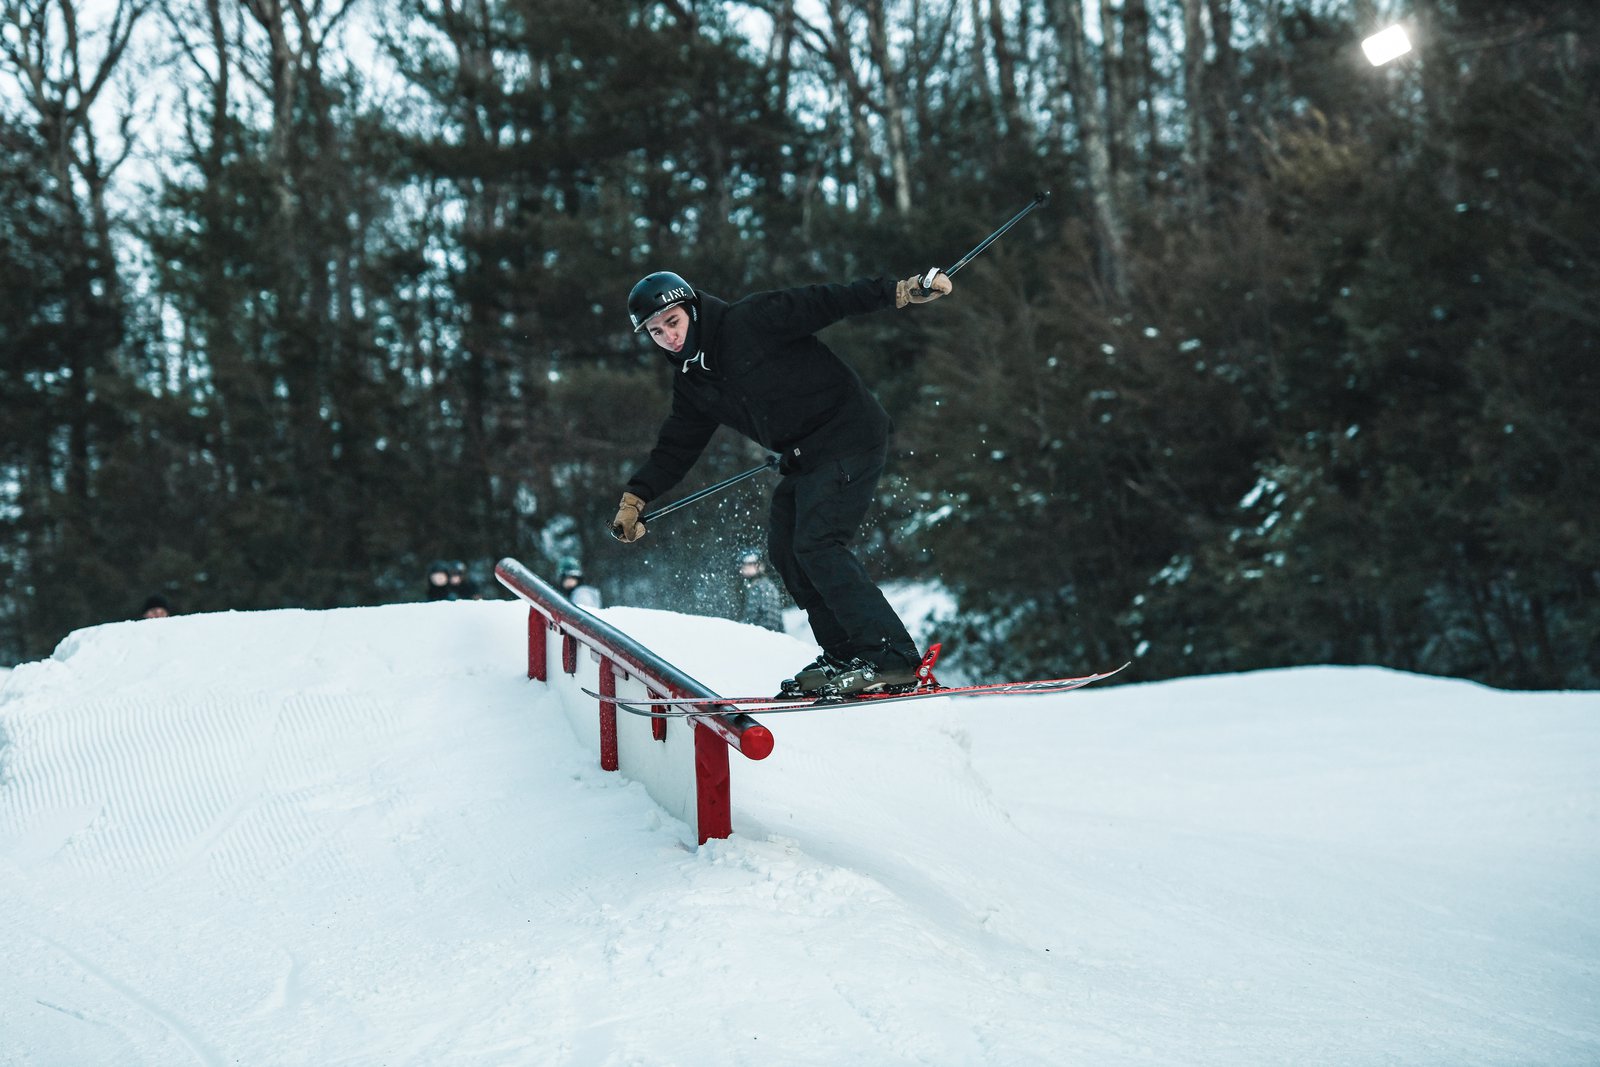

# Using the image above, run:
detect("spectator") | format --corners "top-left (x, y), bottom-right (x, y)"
top-left (448, 560), bottom-right (482, 600)
top-left (556, 557), bottom-right (602, 610)
top-left (733, 548), bottom-right (784, 632)
top-left (425, 560), bottom-right (455, 601)
top-left (139, 594), bottom-right (173, 619)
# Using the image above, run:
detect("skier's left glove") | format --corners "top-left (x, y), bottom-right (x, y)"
top-left (896, 270), bottom-right (953, 308)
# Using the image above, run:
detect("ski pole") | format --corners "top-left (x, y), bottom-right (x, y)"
top-left (610, 454), bottom-right (780, 540)
top-left (919, 190), bottom-right (1051, 292)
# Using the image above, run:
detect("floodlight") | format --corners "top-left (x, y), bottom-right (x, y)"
top-left (1363, 25), bottom-right (1413, 66)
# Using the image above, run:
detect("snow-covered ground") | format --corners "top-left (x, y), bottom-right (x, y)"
top-left (1, 601), bottom-right (1596, 1066)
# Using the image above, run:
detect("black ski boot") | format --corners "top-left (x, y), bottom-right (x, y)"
top-left (805, 643), bottom-right (921, 697)
top-left (778, 652), bottom-right (851, 697)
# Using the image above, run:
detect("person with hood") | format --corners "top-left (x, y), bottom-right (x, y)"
top-left (610, 268), bottom-right (951, 696)
top-left (555, 557), bottom-right (602, 610)
top-left (447, 560), bottom-right (481, 600)
top-left (733, 547), bottom-right (785, 633)
top-left (425, 561), bottom-right (455, 601)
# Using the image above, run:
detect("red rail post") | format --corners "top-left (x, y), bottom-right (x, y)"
top-left (694, 724), bottom-right (732, 841)
top-left (527, 608), bottom-right (547, 681)
top-left (598, 657), bottom-right (619, 772)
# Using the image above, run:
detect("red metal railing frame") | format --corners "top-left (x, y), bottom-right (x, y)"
top-left (494, 557), bottom-right (774, 843)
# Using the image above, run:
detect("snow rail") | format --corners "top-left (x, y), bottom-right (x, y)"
top-left (495, 557), bottom-right (774, 844)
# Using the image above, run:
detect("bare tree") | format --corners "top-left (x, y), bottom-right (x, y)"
top-left (757, 0), bottom-right (962, 218)
top-left (0, 0), bottom-right (149, 503)
top-left (233, 0), bottom-right (360, 473)
top-left (1, 0), bottom-right (148, 304)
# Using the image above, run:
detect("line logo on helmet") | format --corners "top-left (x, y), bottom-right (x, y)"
top-left (657, 287), bottom-right (690, 305)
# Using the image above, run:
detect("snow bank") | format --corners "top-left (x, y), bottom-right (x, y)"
top-left (1, 603), bottom-right (1596, 1065)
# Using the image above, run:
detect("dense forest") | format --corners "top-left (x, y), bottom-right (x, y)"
top-left (1, 0), bottom-right (1595, 688)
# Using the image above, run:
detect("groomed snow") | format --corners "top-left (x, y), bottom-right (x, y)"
top-left (1, 601), bottom-right (1596, 1065)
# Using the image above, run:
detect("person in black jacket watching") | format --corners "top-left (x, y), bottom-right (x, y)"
top-left (733, 547), bottom-right (786, 633)
top-left (611, 268), bottom-right (952, 697)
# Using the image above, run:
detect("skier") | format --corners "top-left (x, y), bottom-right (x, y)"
top-left (555, 556), bottom-right (603, 610)
top-left (733, 547), bottom-right (785, 633)
top-left (610, 268), bottom-right (951, 696)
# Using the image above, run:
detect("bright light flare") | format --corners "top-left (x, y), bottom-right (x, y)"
top-left (1362, 25), bottom-right (1413, 66)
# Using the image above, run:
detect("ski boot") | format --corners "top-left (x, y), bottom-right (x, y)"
top-left (777, 652), bottom-right (850, 698)
top-left (803, 643), bottom-right (923, 698)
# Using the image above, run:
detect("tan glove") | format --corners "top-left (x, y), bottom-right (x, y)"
top-left (611, 492), bottom-right (648, 543)
top-left (895, 270), bottom-right (953, 308)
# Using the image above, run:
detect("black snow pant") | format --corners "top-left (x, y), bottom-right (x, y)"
top-left (767, 444), bottom-right (917, 662)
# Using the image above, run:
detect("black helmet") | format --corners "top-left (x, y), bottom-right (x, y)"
top-left (628, 271), bottom-right (696, 332)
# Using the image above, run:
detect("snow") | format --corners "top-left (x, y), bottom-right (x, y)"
top-left (2, 600), bottom-right (1597, 1066)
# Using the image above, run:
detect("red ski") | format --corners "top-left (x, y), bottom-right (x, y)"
top-left (581, 645), bottom-right (1127, 717)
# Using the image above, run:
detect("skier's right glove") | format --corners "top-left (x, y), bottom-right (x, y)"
top-left (611, 492), bottom-right (648, 543)
top-left (895, 270), bottom-right (953, 308)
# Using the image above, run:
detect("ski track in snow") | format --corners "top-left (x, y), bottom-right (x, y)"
top-left (0, 602), bottom-right (1597, 1065)
top-left (33, 928), bottom-right (225, 1067)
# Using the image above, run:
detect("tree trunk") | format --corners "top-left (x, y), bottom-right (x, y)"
top-left (1181, 0), bottom-right (1208, 205)
top-left (1098, 0), bottom-right (1127, 174)
top-left (825, 0), bottom-right (885, 211)
top-left (968, 0), bottom-right (1000, 131)
top-left (1413, 0), bottom-right (1460, 201)
top-left (864, 0), bottom-right (912, 215)
top-left (768, 0), bottom-right (796, 116)
top-left (987, 0), bottom-right (1025, 138)
top-left (1051, 0), bottom-right (1128, 299)
top-left (1123, 0), bottom-right (1159, 175)
top-left (1205, 0), bottom-right (1238, 163)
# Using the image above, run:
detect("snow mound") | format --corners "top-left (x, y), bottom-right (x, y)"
top-left (1, 602), bottom-right (1596, 1065)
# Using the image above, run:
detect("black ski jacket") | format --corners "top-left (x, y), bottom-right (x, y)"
top-left (625, 277), bottom-right (897, 502)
